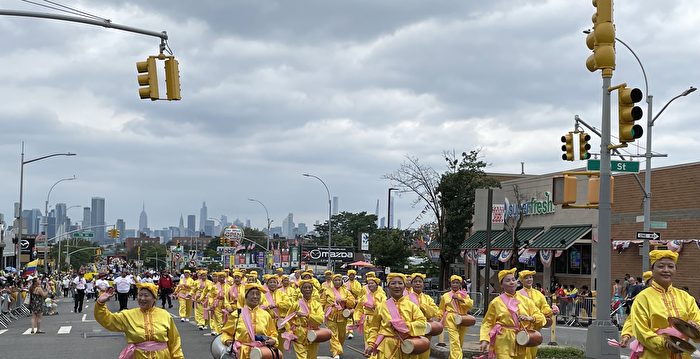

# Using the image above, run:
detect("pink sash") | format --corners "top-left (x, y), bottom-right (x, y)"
top-left (519, 288), bottom-right (529, 298)
top-left (408, 291), bottom-right (420, 306)
top-left (118, 341), bottom-right (167, 359)
top-left (499, 293), bottom-right (521, 328)
top-left (608, 327), bottom-right (686, 359)
top-left (213, 283), bottom-right (223, 308)
top-left (324, 286), bottom-right (344, 322)
top-left (230, 306), bottom-right (266, 355)
top-left (386, 298), bottom-right (410, 334)
top-left (441, 290), bottom-right (469, 325)
top-left (263, 287), bottom-right (280, 318)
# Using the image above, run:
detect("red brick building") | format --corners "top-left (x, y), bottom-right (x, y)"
top-left (125, 234), bottom-right (161, 252)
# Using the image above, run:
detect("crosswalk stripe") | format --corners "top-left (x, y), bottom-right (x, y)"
top-left (0, 329), bottom-right (7, 335)
top-left (22, 328), bottom-right (33, 335)
top-left (57, 326), bottom-right (72, 334)
top-left (81, 314), bottom-right (95, 322)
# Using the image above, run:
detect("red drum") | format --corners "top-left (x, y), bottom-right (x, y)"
top-left (306, 328), bottom-right (333, 343)
top-left (342, 309), bottom-right (354, 318)
top-left (249, 346), bottom-right (283, 359)
top-left (400, 336), bottom-right (431, 355)
top-left (453, 314), bottom-right (476, 327)
top-left (544, 316), bottom-right (553, 328)
top-left (424, 321), bottom-right (444, 336)
top-left (515, 330), bottom-right (543, 347)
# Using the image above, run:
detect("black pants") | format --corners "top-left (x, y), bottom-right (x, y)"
top-left (74, 289), bottom-right (85, 313)
top-left (117, 292), bottom-right (129, 311)
top-left (160, 288), bottom-right (172, 308)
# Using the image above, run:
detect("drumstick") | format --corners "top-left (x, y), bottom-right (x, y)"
top-left (345, 344), bottom-right (367, 355)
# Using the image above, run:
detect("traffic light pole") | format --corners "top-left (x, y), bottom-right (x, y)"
top-left (585, 74), bottom-right (619, 359)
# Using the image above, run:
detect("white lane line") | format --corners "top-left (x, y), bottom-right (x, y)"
top-left (0, 329), bottom-right (7, 335)
top-left (22, 328), bottom-right (33, 335)
top-left (57, 326), bottom-right (72, 335)
top-left (81, 314), bottom-right (95, 322)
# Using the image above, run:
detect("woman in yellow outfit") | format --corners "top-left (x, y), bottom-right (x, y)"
top-left (261, 274), bottom-right (291, 348)
top-left (323, 273), bottom-right (356, 359)
top-left (439, 275), bottom-right (474, 359)
top-left (95, 283), bottom-right (184, 359)
top-left (357, 277), bottom-right (387, 350)
top-left (209, 272), bottom-right (229, 336)
top-left (282, 279), bottom-right (325, 359)
top-left (173, 270), bottom-right (193, 322)
top-left (517, 270), bottom-right (554, 359)
top-left (409, 273), bottom-right (441, 359)
top-left (192, 270), bottom-right (213, 330)
top-left (617, 270), bottom-right (652, 349)
top-left (629, 250), bottom-right (700, 358)
top-left (364, 272), bottom-right (428, 359)
top-left (220, 283), bottom-right (280, 359)
top-left (479, 268), bottom-right (546, 359)
top-left (279, 275), bottom-right (300, 301)
top-left (345, 269), bottom-right (363, 339)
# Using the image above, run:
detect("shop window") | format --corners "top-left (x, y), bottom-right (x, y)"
top-left (554, 244), bottom-right (591, 275)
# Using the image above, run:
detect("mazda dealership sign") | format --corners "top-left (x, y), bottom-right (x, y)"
top-left (301, 246), bottom-right (354, 264)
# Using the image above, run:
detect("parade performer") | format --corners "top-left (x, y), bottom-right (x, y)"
top-left (518, 270), bottom-right (556, 359)
top-left (363, 271), bottom-right (386, 297)
top-left (300, 270), bottom-right (321, 302)
top-left (364, 273), bottom-right (428, 359)
top-left (95, 283), bottom-right (184, 359)
top-left (410, 273), bottom-right (441, 359)
top-left (275, 267), bottom-right (285, 283)
top-left (262, 274), bottom-right (291, 348)
top-left (439, 275), bottom-right (474, 359)
top-left (357, 276), bottom-right (387, 350)
top-left (224, 270), bottom-right (245, 321)
top-left (346, 269), bottom-right (363, 339)
top-left (209, 272), bottom-right (229, 336)
top-left (247, 271), bottom-right (261, 285)
top-left (173, 270), bottom-right (193, 322)
top-left (628, 250), bottom-right (700, 359)
top-left (320, 270), bottom-right (334, 306)
top-left (323, 273), bottom-right (357, 359)
top-left (281, 279), bottom-right (325, 359)
top-left (220, 283), bottom-right (280, 359)
top-left (479, 268), bottom-right (545, 359)
top-left (616, 271), bottom-right (652, 349)
top-left (193, 270), bottom-right (213, 331)
top-left (280, 275), bottom-right (299, 301)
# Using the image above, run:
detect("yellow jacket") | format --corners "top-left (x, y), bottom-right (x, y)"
top-left (365, 296), bottom-right (428, 359)
top-left (358, 288), bottom-right (387, 317)
top-left (322, 285), bottom-right (356, 322)
top-left (345, 278), bottom-right (363, 299)
top-left (479, 292), bottom-right (545, 358)
top-left (224, 283), bottom-right (245, 311)
top-left (439, 289), bottom-right (474, 325)
top-left (284, 297), bottom-right (325, 346)
top-left (261, 288), bottom-right (291, 320)
top-left (410, 291), bottom-right (441, 321)
top-left (220, 305), bottom-right (279, 358)
top-left (520, 287), bottom-right (553, 317)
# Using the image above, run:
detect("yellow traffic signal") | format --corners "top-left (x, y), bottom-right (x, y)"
top-left (561, 133), bottom-right (574, 161)
top-left (164, 58), bottom-right (181, 101)
top-left (586, 0), bottom-right (615, 74)
top-left (136, 57), bottom-right (159, 100)
top-left (579, 132), bottom-right (591, 160)
top-left (108, 228), bottom-right (120, 238)
top-left (552, 175), bottom-right (578, 205)
top-left (618, 86), bottom-right (644, 143)
top-left (587, 176), bottom-right (615, 205)
top-left (95, 248), bottom-right (102, 256)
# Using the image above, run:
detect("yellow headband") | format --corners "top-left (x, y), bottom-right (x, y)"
top-left (518, 270), bottom-right (536, 281)
top-left (347, 270), bottom-right (357, 275)
top-left (449, 275), bottom-right (463, 283)
top-left (232, 271), bottom-right (243, 277)
top-left (643, 271), bottom-right (653, 283)
top-left (136, 283), bottom-right (159, 298)
top-left (249, 271), bottom-right (258, 276)
top-left (332, 274), bottom-right (342, 280)
top-left (367, 277), bottom-right (381, 285)
top-left (298, 279), bottom-right (314, 287)
top-left (244, 283), bottom-right (267, 296)
top-left (498, 268), bottom-right (517, 283)
top-left (264, 274), bottom-right (278, 283)
top-left (324, 270), bottom-right (333, 275)
top-left (183, 270), bottom-right (191, 274)
top-left (276, 268), bottom-right (283, 273)
top-left (411, 273), bottom-right (426, 282)
top-left (365, 271), bottom-right (376, 278)
top-left (387, 273), bottom-right (406, 282)
top-left (649, 250), bottom-right (678, 265)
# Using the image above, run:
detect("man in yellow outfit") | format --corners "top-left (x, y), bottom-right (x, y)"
top-left (345, 269), bottom-right (363, 339)
top-left (323, 273), bottom-right (356, 359)
top-left (439, 275), bottom-right (474, 359)
top-left (629, 250), bottom-right (700, 358)
top-left (517, 270), bottom-right (553, 359)
top-left (174, 270), bottom-right (193, 322)
top-left (479, 268), bottom-right (545, 359)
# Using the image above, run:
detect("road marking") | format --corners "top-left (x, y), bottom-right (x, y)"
top-left (0, 329), bottom-right (7, 335)
top-left (57, 326), bottom-right (72, 334)
top-left (81, 314), bottom-right (95, 322)
top-left (22, 328), bottom-right (33, 335)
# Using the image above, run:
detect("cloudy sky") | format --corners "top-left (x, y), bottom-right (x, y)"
top-left (0, 0), bottom-right (698, 233)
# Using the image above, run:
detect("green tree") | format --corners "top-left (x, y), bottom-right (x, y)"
top-left (51, 239), bottom-right (97, 271)
top-left (127, 243), bottom-right (167, 270)
top-left (369, 229), bottom-right (412, 269)
top-left (314, 211), bottom-right (378, 248)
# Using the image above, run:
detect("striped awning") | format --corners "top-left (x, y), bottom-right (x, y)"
top-left (527, 225), bottom-right (592, 250)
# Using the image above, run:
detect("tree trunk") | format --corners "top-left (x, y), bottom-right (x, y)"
top-left (439, 257), bottom-right (449, 290)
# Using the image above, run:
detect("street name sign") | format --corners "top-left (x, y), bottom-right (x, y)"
top-left (636, 231), bottom-right (660, 240)
top-left (72, 232), bottom-right (94, 238)
top-left (587, 159), bottom-right (640, 173)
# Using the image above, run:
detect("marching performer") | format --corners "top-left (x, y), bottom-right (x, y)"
top-left (517, 270), bottom-right (556, 359)
top-left (220, 283), bottom-right (280, 359)
top-left (439, 275), bottom-right (474, 359)
top-left (364, 273), bottom-right (428, 359)
top-left (209, 272), bottom-right (229, 336)
top-left (628, 250), bottom-right (700, 358)
top-left (281, 279), bottom-right (325, 359)
top-left (364, 271), bottom-right (386, 297)
top-left (300, 270), bottom-right (321, 302)
top-left (346, 269), bottom-right (363, 339)
top-left (409, 273), bottom-right (441, 359)
top-left (280, 275), bottom-right (299, 301)
top-left (320, 270), bottom-right (334, 306)
top-left (275, 267), bottom-right (285, 282)
top-left (193, 270), bottom-right (213, 331)
top-left (323, 273), bottom-right (357, 359)
top-left (173, 270), bottom-right (193, 322)
top-left (224, 270), bottom-right (245, 325)
top-left (616, 271), bottom-right (651, 349)
top-left (261, 274), bottom-right (291, 347)
top-left (356, 276), bottom-right (387, 350)
top-left (479, 268), bottom-right (545, 359)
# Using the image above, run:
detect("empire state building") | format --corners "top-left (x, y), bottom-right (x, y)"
top-left (139, 203), bottom-right (148, 234)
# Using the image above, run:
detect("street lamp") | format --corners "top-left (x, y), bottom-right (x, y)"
top-left (247, 198), bottom-right (272, 253)
top-left (388, 188), bottom-right (399, 229)
top-left (43, 176), bottom-right (77, 272)
top-left (584, 30), bottom-right (697, 271)
top-left (15, 142), bottom-right (76, 270)
top-left (57, 204), bottom-right (81, 272)
top-left (302, 173), bottom-right (332, 270)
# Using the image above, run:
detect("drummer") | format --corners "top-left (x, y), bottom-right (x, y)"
top-left (173, 270), bottom-right (193, 322)
top-left (364, 273), bottom-right (428, 359)
top-left (261, 274), bottom-right (291, 348)
top-left (439, 275), bottom-right (474, 359)
top-left (193, 270), bottom-right (213, 331)
top-left (322, 273), bottom-right (356, 359)
top-left (320, 270), bottom-right (334, 306)
top-left (220, 283), bottom-right (280, 359)
top-left (356, 276), bottom-right (387, 351)
top-left (364, 272), bottom-right (386, 297)
top-left (628, 250), bottom-right (700, 358)
top-left (408, 273), bottom-right (440, 359)
top-left (282, 279), bottom-right (325, 359)
top-left (279, 275), bottom-right (299, 301)
top-left (223, 270), bottom-right (245, 323)
top-left (300, 270), bottom-right (321, 302)
top-left (345, 270), bottom-right (363, 340)
top-left (479, 268), bottom-right (545, 359)
top-left (517, 270), bottom-right (555, 359)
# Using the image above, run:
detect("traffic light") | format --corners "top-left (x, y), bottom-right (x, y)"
top-left (95, 248), bottom-right (102, 256)
top-left (587, 176), bottom-right (615, 205)
top-left (219, 237), bottom-right (227, 246)
top-left (618, 85), bottom-right (644, 143)
top-left (108, 228), bottom-right (120, 238)
top-left (579, 132), bottom-right (591, 160)
top-left (561, 133), bottom-right (574, 161)
top-left (585, 0), bottom-right (615, 73)
top-left (164, 57), bottom-right (181, 101)
top-left (136, 57), bottom-right (159, 100)
top-left (552, 175), bottom-right (577, 205)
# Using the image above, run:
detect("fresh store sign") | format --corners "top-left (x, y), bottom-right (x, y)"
top-left (505, 191), bottom-right (555, 218)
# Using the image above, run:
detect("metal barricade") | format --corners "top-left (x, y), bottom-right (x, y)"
top-left (468, 292), bottom-right (484, 316)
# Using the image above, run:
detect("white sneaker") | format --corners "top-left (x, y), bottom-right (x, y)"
top-left (347, 333), bottom-right (353, 339)
top-left (180, 318), bottom-right (185, 322)
top-left (185, 318), bottom-right (190, 322)
top-left (333, 356), bottom-right (340, 359)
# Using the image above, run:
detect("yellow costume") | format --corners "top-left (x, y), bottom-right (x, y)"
top-left (174, 275), bottom-right (193, 320)
top-left (219, 305), bottom-right (279, 359)
top-left (518, 270), bottom-right (553, 359)
top-left (322, 279), bottom-right (357, 357)
top-left (209, 275), bottom-right (229, 334)
top-left (94, 301), bottom-right (184, 359)
top-left (439, 283), bottom-right (474, 359)
top-left (358, 281), bottom-right (387, 351)
top-left (284, 295), bottom-right (325, 359)
top-left (365, 295), bottom-right (428, 359)
top-left (345, 272), bottom-right (363, 335)
top-left (409, 289), bottom-right (441, 359)
top-left (479, 291), bottom-right (545, 359)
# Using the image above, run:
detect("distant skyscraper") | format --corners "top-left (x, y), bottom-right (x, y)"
top-left (83, 207), bottom-right (91, 229)
top-left (199, 202), bottom-right (207, 233)
top-left (187, 215), bottom-right (196, 236)
top-left (380, 217), bottom-right (386, 229)
top-left (116, 219), bottom-right (126, 242)
top-left (332, 196), bottom-right (339, 215)
top-left (179, 215), bottom-right (185, 236)
top-left (245, 219), bottom-right (251, 228)
top-left (220, 215), bottom-right (228, 227)
top-left (91, 197), bottom-right (105, 243)
top-left (297, 223), bottom-right (308, 236)
top-left (55, 203), bottom-right (67, 231)
top-left (139, 203), bottom-right (148, 233)
top-left (204, 219), bottom-right (214, 236)
top-left (282, 213), bottom-right (294, 238)
top-left (375, 199), bottom-right (380, 227)
top-left (397, 219), bottom-right (402, 230)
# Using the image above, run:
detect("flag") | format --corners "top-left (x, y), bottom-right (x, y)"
top-left (248, 243), bottom-right (255, 250)
top-left (24, 259), bottom-right (39, 277)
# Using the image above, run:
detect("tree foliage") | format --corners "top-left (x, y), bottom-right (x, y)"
top-left (313, 211), bottom-right (378, 248)
top-left (369, 229), bottom-right (412, 269)
top-left (51, 239), bottom-right (96, 271)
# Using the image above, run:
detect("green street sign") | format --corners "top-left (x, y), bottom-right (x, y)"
top-left (72, 232), bottom-right (95, 238)
top-left (587, 159), bottom-right (640, 173)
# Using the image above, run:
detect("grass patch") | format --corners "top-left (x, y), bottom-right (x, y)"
top-left (536, 346), bottom-right (585, 358)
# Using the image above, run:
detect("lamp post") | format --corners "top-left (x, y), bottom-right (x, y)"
top-left (43, 176), bottom-right (77, 273)
top-left (57, 204), bottom-right (81, 272)
top-left (247, 198), bottom-right (272, 252)
top-left (15, 142), bottom-right (76, 270)
top-left (302, 173), bottom-right (332, 270)
top-left (387, 188), bottom-right (398, 229)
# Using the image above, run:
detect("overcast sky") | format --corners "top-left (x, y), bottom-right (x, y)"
top-left (0, 0), bottom-right (698, 233)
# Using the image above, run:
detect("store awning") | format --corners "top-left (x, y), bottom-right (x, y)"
top-left (460, 230), bottom-right (506, 249)
top-left (491, 227), bottom-right (545, 249)
top-left (527, 225), bottom-right (592, 250)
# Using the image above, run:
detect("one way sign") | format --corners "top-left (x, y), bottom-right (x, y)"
top-left (636, 231), bottom-right (661, 240)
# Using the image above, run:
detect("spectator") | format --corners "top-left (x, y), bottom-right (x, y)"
top-left (86, 278), bottom-right (95, 300)
top-left (158, 270), bottom-right (174, 309)
top-left (465, 278), bottom-right (472, 293)
top-left (44, 294), bottom-right (58, 315)
top-left (578, 285), bottom-right (593, 324)
top-left (62, 276), bottom-right (70, 297)
top-left (94, 273), bottom-right (110, 301)
top-left (622, 273), bottom-right (631, 297)
top-left (114, 270), bottom-right (133, 311)
top-left (29, 277), bottom-right (47, 334)
top-left (625, 277), bottom-right (644, 315)
top-left (72, 271), bottom-right (87, 313)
